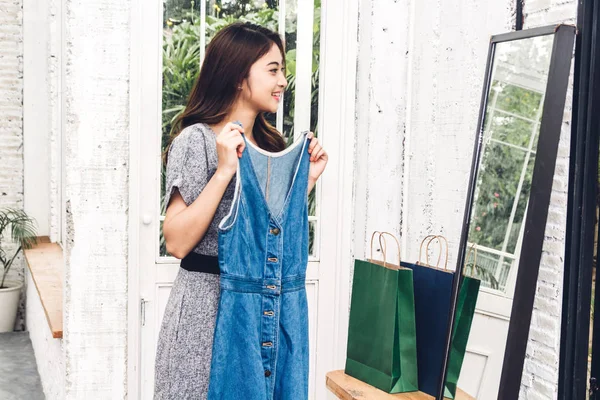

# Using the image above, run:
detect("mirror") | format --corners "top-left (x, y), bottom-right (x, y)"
top-left (439, 25), bottom-right (576, 399)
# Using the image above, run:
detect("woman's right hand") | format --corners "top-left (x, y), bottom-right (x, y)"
top-left (215, 122), bottom-right (246, 178)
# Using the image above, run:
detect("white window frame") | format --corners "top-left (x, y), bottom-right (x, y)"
top-left (23, 0), bottom-right (51, 240)
top-left (23, 0), bottom-right (67, 247)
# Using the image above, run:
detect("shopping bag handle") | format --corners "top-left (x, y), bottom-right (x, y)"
top-left (379, 232), bottom-right (402, 267)
top-left (419, 235), bottom-right (438, 266)
top-left (370, 231), bottom-right (382, 261)
top-left (431, 236), bottom-right (449, 269)
top-left (369, 231), bottom-right (401, 270)
top-left (418, 235), bottom-right (449, 270)
top-left (464, 243), bottom-right (478, 278)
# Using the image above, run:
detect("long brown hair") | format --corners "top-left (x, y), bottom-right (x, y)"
top-left (163, 22), bottom-right (287, 167)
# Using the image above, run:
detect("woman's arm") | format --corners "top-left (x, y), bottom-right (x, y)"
top-left (308, 178), bottom-right (316, 194)
top-left (306, 132), bottom-right (327, 195)
top-left (163, 171), bottom-right (232, 259)
top-left (164, 122), bottom-right (245, 259)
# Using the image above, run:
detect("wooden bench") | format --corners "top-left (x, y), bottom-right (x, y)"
top-left (326, 370), bottom-right (475, 400)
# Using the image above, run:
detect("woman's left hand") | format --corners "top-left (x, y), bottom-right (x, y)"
top-left (307, 131), bottom-right (328, 183)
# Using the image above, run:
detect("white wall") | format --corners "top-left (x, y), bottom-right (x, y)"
top-left (0, 0), bottom-right (23, 210)
top-left (0, 0), bottom-right (25, 331)
top-left (25, 267), bottom-right (65, 400)
top-left (402, 0), bottom-right (515, 263)
top-left (20, 0), bottom-right (70, 396)
top-left (17, 0), bottom-right (133, 395)
top-left (62, 0), bottom-right (131, 396)
top-left (353, 0), bottom-right (412, 259)
top-left (47, 0), bottom-right (66, 245)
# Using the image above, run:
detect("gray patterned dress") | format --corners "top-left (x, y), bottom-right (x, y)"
top-left (154, 123), bottom-right (236, 400)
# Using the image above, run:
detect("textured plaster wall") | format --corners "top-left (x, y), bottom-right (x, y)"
top-left (353, 0), bottom-right (412, 262)
top-left (25, 267), bottom-right (65, 399)
top-left (0, 0), bottom-right (25, 331)
top-left (401, 1), bottom-right (515, 263)
top-left (62, 0), bottom-right (131, 396)
top-left (48, 0), bottom-right (63, 244)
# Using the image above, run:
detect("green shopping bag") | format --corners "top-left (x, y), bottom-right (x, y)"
top-left (345, 231), bottom-right (419, 393)
top-left (444, 245), bottom-right (480, 398)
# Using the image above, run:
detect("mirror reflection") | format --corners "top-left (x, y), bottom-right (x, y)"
top-left (449, 34), bottom-right (555, 399)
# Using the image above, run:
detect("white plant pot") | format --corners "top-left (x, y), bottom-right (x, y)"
top-left (0, 280), bottom-right (23, 332)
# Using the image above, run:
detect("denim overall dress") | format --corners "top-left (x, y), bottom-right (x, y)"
top-left (207, 130), bottom-right (311, 400)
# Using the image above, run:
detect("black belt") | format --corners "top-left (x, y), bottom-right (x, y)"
top-left (180, 251), bottom-right (220, 275)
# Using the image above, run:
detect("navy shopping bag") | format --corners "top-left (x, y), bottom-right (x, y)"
top-left (402, 236), bottom-right (480, 398)
top-left (400, 235), bottom-right (452, 397)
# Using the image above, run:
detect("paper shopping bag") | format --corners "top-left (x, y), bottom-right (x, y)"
top-left (345, 231), bottom-right (419, 393)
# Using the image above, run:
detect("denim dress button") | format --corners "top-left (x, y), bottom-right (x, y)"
top-left (265, 370), bottom-right (272, 377)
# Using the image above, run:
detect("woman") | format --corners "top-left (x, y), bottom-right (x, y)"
top-left (154, 22), bottom-right (328, 399)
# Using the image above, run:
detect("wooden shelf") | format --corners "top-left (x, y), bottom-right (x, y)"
top-left (326, 370), bottom-right (475, 400)
top-left (23, 236), bottom-right (63, 339)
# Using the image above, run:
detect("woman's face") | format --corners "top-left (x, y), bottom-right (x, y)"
top-left (241, 43), bottom-right (287, 114)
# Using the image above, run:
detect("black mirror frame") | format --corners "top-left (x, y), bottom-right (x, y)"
top-left (436, 24), bottom-right (576, 400)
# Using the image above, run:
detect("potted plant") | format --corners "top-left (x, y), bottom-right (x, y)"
top-left (0, 207), bottom-right (37, 332)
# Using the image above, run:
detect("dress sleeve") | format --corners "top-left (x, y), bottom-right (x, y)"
top-left (163, 130), bottom-right (209, 209)
top-left (164, 133), bottom-right (188, 209)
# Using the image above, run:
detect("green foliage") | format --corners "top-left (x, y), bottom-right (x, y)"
top-left (468, 81), bottom-right (543, 288)
top-left (0, 208), bottom-right (38, 288)
top-left (487, 114), bottom-right (535, 148)
top-left (463, 261), bottom-right (500, 290)
top-left (162, 18), bottom-right (202, 139)
top-left (469, 142), bottom-right (533, 253)
top-left (470, 82), bottom-right (541, 251)
top-left (495, 82), bottom-right (543, 120)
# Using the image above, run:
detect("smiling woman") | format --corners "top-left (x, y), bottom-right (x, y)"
top-left (155, 22), bottom-right (295, 399)
top-left (139, 0), bottom-right (334, 398)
